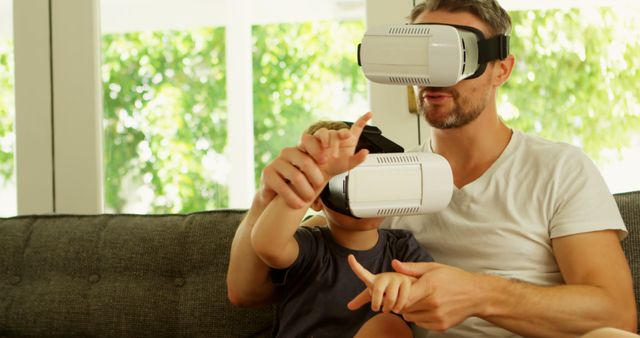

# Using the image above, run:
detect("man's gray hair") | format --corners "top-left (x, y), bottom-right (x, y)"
top-left (410, 0), bottom-right (512, 36)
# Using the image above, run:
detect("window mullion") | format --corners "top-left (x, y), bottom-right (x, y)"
top-left (50, 0), bottom-right (103, 213)
top-left (226, 0), bottom-right (255, 209)
top-left (13, 0), bottom-right (55, 214)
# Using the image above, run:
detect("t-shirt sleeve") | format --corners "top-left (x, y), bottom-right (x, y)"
top-left (270, 226), bottom-right (317, 286)
top-left (549, 147), bottom-right (627, 240)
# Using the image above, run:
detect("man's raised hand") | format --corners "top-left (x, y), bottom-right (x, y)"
top-left (346, 254), bottom-right (416, 314)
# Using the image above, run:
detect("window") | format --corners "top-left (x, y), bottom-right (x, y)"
top-left (500, 4), bottom-right (640, 193)
top-left (102, 27), bottom-right (228, 213)
top-left (0, 0), bottom-right (16, 216)
top-left (251, 20), bottom-right (367, 185)
top-left (5, 1), bottom-right (635, 214)
top-left (101, 0), bottom-right (367, 213)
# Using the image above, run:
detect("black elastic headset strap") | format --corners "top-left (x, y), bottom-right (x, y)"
top-left (343, 122), bottom-right (405, 153)
top-left (320, 175), bottom-right (357, 218)
top-left (477, 34), bottom-right (510, 64)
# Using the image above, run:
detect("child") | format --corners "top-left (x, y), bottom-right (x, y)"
top-left (251, 113), bottom-right (434, 337)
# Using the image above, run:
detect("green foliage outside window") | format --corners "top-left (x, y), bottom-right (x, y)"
top-left (102, 28), bottom-right (228, 212)
top-left (0, 40), bottom-right (14, 183)
top-left (503, 8), bottom-right (640, 160)
top-left (101, 21), bottom-right (366, 213)
top-left (251, 21), bottom-right (368, 184)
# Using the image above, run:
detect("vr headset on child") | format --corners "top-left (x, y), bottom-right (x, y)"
top-left (320, 124), bottom-right (452, 218)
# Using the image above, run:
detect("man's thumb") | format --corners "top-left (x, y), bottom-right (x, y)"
top-left (392, 260), bottom-right (437, 277)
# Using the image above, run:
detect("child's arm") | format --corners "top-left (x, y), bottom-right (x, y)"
top-left (250, 195), bottom-right (314, 269)
top-left (251, 113), bottom-right (372, 270)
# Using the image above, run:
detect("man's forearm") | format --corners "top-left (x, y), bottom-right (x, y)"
top-left (478, 274), bottom-right (637, 337)
top-left (226, 203), bottom-right (276, 307)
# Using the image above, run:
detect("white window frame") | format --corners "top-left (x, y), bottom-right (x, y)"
top-left (13, 0), bottom-right (55, 214)
top-left (50, 0), bottom-right (103, 213)
top-left (14, 0), bottom-right (102, 214)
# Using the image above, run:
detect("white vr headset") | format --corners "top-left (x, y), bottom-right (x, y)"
top-left (321, 152), bottom-right (453, 218)
top-left (321, 124), bottom-right (453, 218)
top-left (358, 23), bottom-right (509, 87)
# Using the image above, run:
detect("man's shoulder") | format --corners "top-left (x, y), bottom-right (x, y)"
top-left (512, 130), bottom-right (589, 166)
top-left (516, 130), bottom-right (578, 154)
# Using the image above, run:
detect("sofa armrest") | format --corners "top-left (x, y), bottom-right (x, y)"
top-left (616, 191), bottom-right (640, 333)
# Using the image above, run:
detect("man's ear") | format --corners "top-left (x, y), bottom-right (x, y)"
top-left (493, 54), bottom-right (515, 86)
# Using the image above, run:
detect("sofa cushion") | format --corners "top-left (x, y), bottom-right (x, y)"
top-left (0, 210), bottom-right (275, 337)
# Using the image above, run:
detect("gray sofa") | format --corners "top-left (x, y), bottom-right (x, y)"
top-left (1, 191), bottom-right (639, 337)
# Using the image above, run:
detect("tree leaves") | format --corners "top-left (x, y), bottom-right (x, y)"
top-left (0, 40), bottom-right (14, 181)
top-left (502, 8), bottom-right (640, 161)
top-left (251, 20), bottom-right (367, 185)
top-left (102, 28), bottom-right (228, 212)
top-left (101, 22), bottom-right (366, 213)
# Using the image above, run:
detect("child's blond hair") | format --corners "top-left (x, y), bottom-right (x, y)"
top-left (304, 121), bottom-right (350, 136)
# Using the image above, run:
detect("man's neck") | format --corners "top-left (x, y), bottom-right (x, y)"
top-left (431, 109), bottom-right (512, 189)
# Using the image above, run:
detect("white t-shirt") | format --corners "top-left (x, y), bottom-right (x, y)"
top-left (386, 130), bottom-right (627, 338)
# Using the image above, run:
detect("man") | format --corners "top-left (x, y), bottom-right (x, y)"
top-left (227, 1), bottom-right (637, 337)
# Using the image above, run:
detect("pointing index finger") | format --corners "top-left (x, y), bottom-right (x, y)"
top-left (348, 254), bottom-right (375, 287)
top-left (349, 112), bottom-right (373, 140)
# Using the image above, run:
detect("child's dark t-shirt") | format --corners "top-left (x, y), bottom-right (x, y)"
top-left (272, 226), bottom-right (434, 338)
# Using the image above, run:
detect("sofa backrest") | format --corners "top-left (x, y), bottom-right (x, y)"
top-left (1, 191), bottom-right (638, 336)
top-left (616, 191), bottom-right (640, 332)
top-left (0, 210), bottom-right (275, 337)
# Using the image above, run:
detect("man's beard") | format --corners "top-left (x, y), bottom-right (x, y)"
top-left (419, 88), bottom-right (486, 129)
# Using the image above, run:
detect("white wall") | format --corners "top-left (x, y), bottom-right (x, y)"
top-left (0, 0), bottom-right (11, 40)
top-left (100, 0), bottom-right (365, 34)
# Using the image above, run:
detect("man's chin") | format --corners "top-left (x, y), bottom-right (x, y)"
top-left (426, 120), bottom-right (459, 130)
top-left (423, 109), bottom-right (455, 129)
top-left (425, 113), bottom-right (480, 130)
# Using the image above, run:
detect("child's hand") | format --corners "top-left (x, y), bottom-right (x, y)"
top-left (299, 112), bottom-right (372, 179)
top-left (346, 254), bottom-right (417, 314)
top-left (310, 128), bottom-right (365, 178)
